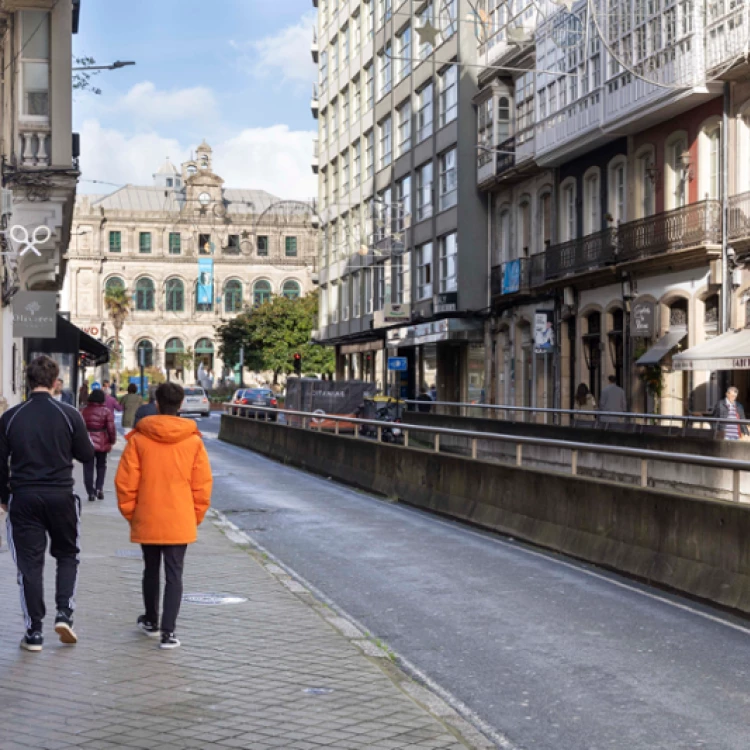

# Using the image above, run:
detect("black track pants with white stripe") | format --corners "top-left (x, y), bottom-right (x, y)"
top-left (7, 492), bottom-right (80, 632)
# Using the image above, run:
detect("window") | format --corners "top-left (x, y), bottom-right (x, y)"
top-left (397, 175), bottom-right (412, 230)
top-left (439, 233), bottom-right (457, 293)
top-left (226, 234), bottom-right (241, 255)
top-left (165, 278), bottom-right (184, 312)
top-left (257, 236), bottom-right (269, 256)
top-left (285, 237), bottom-right (298, 257)
top-left (439, 149), bottom-right (457, 211)
top-left (397, 25), bottom-right (412, 81)
top-left (330, 98), bottom-right (339, 142)
top-left (198, 233), bottom-right (212, 255)
top-left (353, 76), bottom-right (361, 122)
top-left (165, 338), bottom-right (184, 371)
top-left (498, 209), bottom-right (511, 263)
top-left (342, 23), bottom-right (350, 60)
top-left (706, 127), bottom-right (721, 201)
top-left (397, 99), bottom-right (412, 156)
top-left (353, 141), bottom-right (362, 185)
top-left (418, 2), bottom-right (434, 59)
top-left (540, 192), bottom-right (552, 248)
top-left (667, 135), bottom-right (688, 209)
top-left (224, 280), bottom-right (243, 313)
top-left (442, 0), bottom-right (457, 39)
top-left (560, 181), bottom-right (576, 241)
top-left (331, 35), bottom-right (339, 74)
top-left (105, 276), bottom-right (124, 294)
top-left (608, 160), bottom-right (627, 225)
top-left (135, 278), bottom-right (155, 311)
top-left (353, 11), bottom-right (362, 55)
top-left (379, 116), bottom-right (392, 169)
top-left (331, 159), bottom-right (339, 203)
top-left (375, 263), bottom-right (386, 310)
top-left (20, 10), bottom-right (50, 118)
top-left (195, 338), bottom-right (214, 373)
top-left (341, 275), bottom-right (350, 320)
top-left (365, 0), bottom-right (374, 38)
top-left (378, 44), bottom-right (392, 98)
top-left (342, 150), bottom-right (350, 195)
top-left (417, 161), bottom-right (433, 221)
top-left (283, 280), bottom-right (301, 299)
top-left (438, 65), bottom-right (458, 127)
top-left (515, 72), bottom-right (534, 146)
top-left (364, 267), bottom-right (374, 313)
top-left (254, 280), bottom-right (272, 306)
top-left (393, 252), bottom-right (409, 304)
top-left (109, 231), bottom-right (121, 253)
top-left (497, 97), bottom-right (511, 142)
top-left (477, 98), bottom-right (493, 166)
top-left (417, 242), bottom-right (433, 299)
top-left (365, 63), bottom-right (374, 111)
top-left (352, 271), bottom-right (361, 317)
top-left (139, 232), bottom-right (151, 254)
top-left (320, 50), bottom-right (328, 92)
top-left (365, 130), bottom-right (374, 178)
top-left (417, 83), bottom-right (433, 142)
top-left (169, 232), bottom-right (181, 255)
top-left (136, 340), bottom-right (154, 368)
top-left (519, 200), bottom-right (531, 255)
top-left (583, 169), bottom-right (601, 235)
top-left (342, 86), bottom-right (350, 131)
top-left (636, 151), bottom-right (656, 218)
top-left (378, 0), bottom-right (392, 24)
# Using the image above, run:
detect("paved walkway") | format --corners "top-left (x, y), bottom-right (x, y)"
top-left (0, 442), bottom-right (480, 750)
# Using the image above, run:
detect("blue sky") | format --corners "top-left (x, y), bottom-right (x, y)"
top-left (73, 0), bottom-right (317, 198)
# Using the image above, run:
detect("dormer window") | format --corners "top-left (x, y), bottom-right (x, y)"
top-left (166, 178), bottom-right (173, 187)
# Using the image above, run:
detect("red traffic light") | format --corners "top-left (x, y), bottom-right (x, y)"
top-left (294, 353), bottom-right (301, 360)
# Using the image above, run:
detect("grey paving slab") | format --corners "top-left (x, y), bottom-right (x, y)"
top-left (0, 444), bottom-right (474, 750)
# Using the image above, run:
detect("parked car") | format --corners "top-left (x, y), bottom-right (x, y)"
top-left (232, 388), bottom-right (277, 420)
top-left (179, 386), bottom-right (211, 418)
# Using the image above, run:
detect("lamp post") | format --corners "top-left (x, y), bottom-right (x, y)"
top-left (72, 61), bottom-right (136, 71)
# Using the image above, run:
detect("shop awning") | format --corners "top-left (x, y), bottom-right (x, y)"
top-left (673, 329), bottom-right (750, 371)
top-left (26, 315), bottom-right (110, 366)
top-left (636, 331), bottom-right (686, 366)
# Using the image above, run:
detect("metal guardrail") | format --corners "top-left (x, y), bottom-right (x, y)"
top-left (224, 404), bottom-right (750, 503)
top-left (402, 400), bottom-right (750, 437)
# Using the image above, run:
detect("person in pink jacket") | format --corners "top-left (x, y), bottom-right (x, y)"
top-left (81, 390), bottom-right (117, 502)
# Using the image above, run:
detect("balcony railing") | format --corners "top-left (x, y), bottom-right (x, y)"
top-left (728, 191), bottom-right (750, 243)
top-left (618, 200), bottom-right (722, 264)
top-left (544, 228), bottom-right (616, 281)
top-left (491, 257), bottom-right (529, 297)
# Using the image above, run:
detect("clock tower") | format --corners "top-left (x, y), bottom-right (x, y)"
top-left (182, 140), bottom-right (224, 214)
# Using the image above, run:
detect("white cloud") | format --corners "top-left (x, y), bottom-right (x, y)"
top-left (77, 120), bottom-right (317, 201)
top-left (112, 81), bottom-right (219, 126)
top-left (242, 12), bottom-right (316, 84)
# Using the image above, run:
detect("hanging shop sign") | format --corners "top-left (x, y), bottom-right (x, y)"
top-left (12, 291), bottom-right (57, 338)
top-left (630, 297), bottom-right (655, 338)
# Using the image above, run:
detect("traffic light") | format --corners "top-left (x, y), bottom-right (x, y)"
top-left (293, 352), bottom-right (302, 376)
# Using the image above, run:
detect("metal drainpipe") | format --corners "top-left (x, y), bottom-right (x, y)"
top-left (722, 81), bottom-right (730, 335)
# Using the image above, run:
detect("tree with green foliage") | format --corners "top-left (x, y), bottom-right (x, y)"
top-left (216, 292), bottom-right (334, 383)
top-left (103, 284), bottom-right (131, 380)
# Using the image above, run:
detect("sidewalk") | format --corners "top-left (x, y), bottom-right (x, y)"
top-left (0, 443), bottom-right (480, 750)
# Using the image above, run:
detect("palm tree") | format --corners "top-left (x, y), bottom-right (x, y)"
top-left (103, 285), bottom-right (131, 379)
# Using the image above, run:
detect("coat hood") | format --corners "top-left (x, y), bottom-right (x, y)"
top-left (131, 415), bottom-right (201, 444)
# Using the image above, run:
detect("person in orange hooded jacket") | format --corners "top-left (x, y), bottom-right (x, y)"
top-left (115, 382), bottom-right (212, 649)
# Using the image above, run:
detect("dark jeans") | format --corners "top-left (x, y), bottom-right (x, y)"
top-left (7, 492), bottom-right (80, 632)
top-left (83, 451), bottom-right (108, 496)
top-left (141, 544), bottom-right (187, 634)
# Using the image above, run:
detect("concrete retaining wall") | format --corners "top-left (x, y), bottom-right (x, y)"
top-left (220, 415), bottom-right (750, 615)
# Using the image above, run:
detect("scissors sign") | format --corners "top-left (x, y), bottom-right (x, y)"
top-left (10, 225), bottom-right (51, 256)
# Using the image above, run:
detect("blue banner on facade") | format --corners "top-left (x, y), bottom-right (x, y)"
top-left (197, 258), bottom-right (213, 304)
top-left (502, 260), bottom-right (521, 294)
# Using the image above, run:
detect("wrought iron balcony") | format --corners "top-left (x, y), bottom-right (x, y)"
top-left (617, 200), bottom-right (722, 264)
top-left (491, 257), bottom-right (529, 297)
top-left (544, 228), bottom-right (616, 282)
top-left (728, 191), bottom-right (750, 244)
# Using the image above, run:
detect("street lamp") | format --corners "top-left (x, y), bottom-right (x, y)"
top-left (72, 60), bottom-right (136, 71)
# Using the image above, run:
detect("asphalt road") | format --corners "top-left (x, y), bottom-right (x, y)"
top-left (200, 414), bottom-right (750, 750)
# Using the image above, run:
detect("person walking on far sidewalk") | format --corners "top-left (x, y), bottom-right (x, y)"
top-left (133, 387), bottom-right (158, 428)
top-left (0, 356), bottom-right (95, 652)
top-left (81, 389), bottom-right (117, 502)
top-left (115, 382), bottom-right (212, 650)
top-left (120, 383), bottom-right (143, 429)
top-left (712, 386), bottom-right (749, 441)
top-left (598, 375), bottom-right (627, 423)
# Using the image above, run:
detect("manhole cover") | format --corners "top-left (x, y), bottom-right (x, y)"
top-left (114, 550), bottom-right (142, 559)
top-left (183, 593), bottom-right (248, 606)
top-left (302, 687), bottom-right (334, 695)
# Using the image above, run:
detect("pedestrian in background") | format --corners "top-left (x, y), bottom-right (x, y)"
top-left (133, 386), bottom-right (158, 428)
top-left (0, 356), bottom-right (94, 651)
top-left (103, 385), bottom-right (123, 416)
top-left (116, 382), bottom-right (212, 650)
top-left (416, 386), bottom-right (433, 413)
top-left (53, 378), bottom-right (74, 405)
top-left (78, 381), bottom-right (89, 409)
top-left (574, 383), bottom-right (597, 422)
top-left (712, 386), bottom-right (749, 441)
top-left (598, 375), bottom-right (627, 422)
top-left (81, 389), bottom-right (117, 502)
top-left (120, 383), bottom-right (143, 429)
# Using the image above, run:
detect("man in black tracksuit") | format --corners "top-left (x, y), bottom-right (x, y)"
top-left (0, 356), bottom-right (94, 652)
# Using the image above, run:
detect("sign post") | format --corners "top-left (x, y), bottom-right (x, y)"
top-left (387, 357), bottom-right (408, 399)
top-left (139, 346), bottom-right (145, 397)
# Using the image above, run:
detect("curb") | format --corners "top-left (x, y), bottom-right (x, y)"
top-left (210, 508), bottom-right (519, 750)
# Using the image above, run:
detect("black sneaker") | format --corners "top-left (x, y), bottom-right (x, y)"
top-left (88, 495), bottom-right (96, 503)
top-left (160, 632), bottom-right (180, 650)
top-left (20, 630), bottom-right (43, 652)
top-left (54, 610), bottom-right (77, 644)
top-left (96, 490), bottom-right (104, 500)
top-left (137, 615), bottom-right (160, 638)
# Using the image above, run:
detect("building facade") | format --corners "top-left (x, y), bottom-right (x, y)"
top-left (0, 0), bottom-right (80, 407)
top-left (312, 0), bottom-right (488, 402)
top-left (477, 0), bottom-right (750, 416)
top-left (65, 143), bottom-right (317, 382)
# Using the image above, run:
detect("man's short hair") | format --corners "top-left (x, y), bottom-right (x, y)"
top-left (127, 383), bottom-right (138, 394)
top-left (728, 386), bottom-right (739, 395)
top-left (608, 375), bottom-right (617, 384)
top-left (27, 356), bottom-right (59, 390)
top-left (155, 382), bottom-right (184, 416)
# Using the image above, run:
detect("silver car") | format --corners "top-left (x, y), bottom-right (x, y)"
top-left (179, 386), bottom-right (211, 418)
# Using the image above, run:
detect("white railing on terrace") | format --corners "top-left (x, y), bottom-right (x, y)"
top-left (705, 0), bottom-right (750, 71)
top-left (536, 91), bottom-right (602, 154)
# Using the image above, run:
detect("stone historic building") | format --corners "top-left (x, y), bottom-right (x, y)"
top-left (64, 142), bottom-right (317, 381)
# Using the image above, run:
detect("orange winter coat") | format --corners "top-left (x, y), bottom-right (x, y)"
top-left (115, 416), bottom-right (213, 544)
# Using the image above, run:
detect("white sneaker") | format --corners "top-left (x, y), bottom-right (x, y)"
top-left (160, 632), bottom-right (180, 649)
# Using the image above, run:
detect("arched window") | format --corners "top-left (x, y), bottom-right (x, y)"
top-left (165, 338), bottom-right (184, 371)
top-left (497, 207), bottom-right (511, 264)
top-left (253, 280), bottom-right (272, 306)
top-left (636, 147), bottom-right (656, 218)
top-left (497, 96), bottom-right (511, 141)
top-left (518, 198), bottom-right (531, 256)
top-left (559, 179), bottom-right (576, 242)
top-left (135, 278), bottom-right (155, 311)
top-left (666, 133), bottom-right (689, 210)
top-left (608, 157), bottom-right (627, 225)
top-left (224, 280), bottom-right (243, 313)
top-left (704, 294), bottom-right (719, 338)
top-left (705, 126), bottom-right (721, 200)
top-left (106, 338), bottom-right (124, 360)
top-left (105, 277), bottom-right (124, 294)
top-left (195, 281), bottom-right (213, 313)
top-left (136, 340), bottom-right (154, 368)
top-left (583, 168), bottom-right (601, 235)
top-left (165, 278), bottom-right (184, 312)
top-left (282, 280), bottom-right (301, 299)
top-left (583, 312), bottom-right (602, 399)
top-left (195, 338), bottom-right (214, 373)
